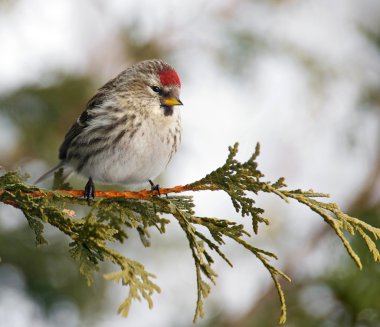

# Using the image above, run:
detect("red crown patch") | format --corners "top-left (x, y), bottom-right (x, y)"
top-left (159, 69), bottom-right (181, 87)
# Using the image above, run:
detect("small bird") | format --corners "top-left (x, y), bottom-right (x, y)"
top-left (36, 59), bottom-right (183, 200)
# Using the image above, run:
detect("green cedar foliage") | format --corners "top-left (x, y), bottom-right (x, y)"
top-left (0, 143), bottom-right (379, 324)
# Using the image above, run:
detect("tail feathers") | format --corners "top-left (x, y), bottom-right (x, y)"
top-left (34, 162), bottom-right (73, 185)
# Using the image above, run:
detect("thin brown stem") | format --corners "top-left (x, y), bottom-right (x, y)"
top-left (0, 183), bottom-right (197, 201)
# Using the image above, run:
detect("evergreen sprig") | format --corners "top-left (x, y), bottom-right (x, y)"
top-left (0, 143), bottom-right (379, 324)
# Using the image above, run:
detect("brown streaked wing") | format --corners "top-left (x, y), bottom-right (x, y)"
top-left (59, 120), bottom-right (85, 160)
top-left (58, 70), bottom-right (127, 161)
top-left (58, 89), bottom-right (110, 160)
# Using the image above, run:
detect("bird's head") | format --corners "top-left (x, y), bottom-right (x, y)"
top-left (125, 59), bottom-right (183, 118)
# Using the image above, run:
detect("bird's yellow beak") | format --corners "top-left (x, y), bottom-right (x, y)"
top-left (162, 97), bottom-right (183, 106)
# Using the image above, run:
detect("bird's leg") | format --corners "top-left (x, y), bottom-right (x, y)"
top-left (148, 179), bottom-right (161, 196)
top-left (148, 180), bottom-right (160, 214)
top-left (84, 177), bottom-right (95, 204)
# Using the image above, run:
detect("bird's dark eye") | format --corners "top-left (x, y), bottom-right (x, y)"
top-left (151, 86), bottom-right (162, 94)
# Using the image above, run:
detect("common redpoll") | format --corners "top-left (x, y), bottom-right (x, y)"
top-left (36, 59), bottom-right (183, 200)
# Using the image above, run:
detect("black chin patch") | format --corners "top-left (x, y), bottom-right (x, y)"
top-left (161, 105), bottom-right (174, 116)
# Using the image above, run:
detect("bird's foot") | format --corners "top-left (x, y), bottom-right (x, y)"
top-left (148, 179), bottom-right (161, 196)
top-left (84, 177), bottom-right (95, 204)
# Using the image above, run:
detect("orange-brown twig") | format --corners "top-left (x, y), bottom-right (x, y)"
top-left (0, 184), bottom-right (198, 202)
top-left (55, 184), bottom-right (197, 199)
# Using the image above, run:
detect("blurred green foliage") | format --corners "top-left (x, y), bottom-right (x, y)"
top-left (0, 76), bottom-right (96, 164)
top-left (0, 225), bottom-right (107, 320)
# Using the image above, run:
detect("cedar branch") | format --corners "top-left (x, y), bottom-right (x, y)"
top-left (1, 142), bottom-right (379, 325)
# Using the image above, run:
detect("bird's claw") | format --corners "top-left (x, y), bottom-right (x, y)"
top-left (84, 177), bottom-right (95, 204)
top-left (148, 179), bottom-right (161, 196)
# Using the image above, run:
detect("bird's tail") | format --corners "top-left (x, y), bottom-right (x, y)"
top-left (34, 162), bottom-right (73, 184)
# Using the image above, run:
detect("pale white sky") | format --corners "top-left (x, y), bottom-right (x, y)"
top-left (0, 0), bottom-right (379, 326)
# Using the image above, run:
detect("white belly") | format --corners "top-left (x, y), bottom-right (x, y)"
top-left (78, 119), bottom-right (179, 185)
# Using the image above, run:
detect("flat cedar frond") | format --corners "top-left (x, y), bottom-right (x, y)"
top-left (0, 143), bottom-right (379, 324)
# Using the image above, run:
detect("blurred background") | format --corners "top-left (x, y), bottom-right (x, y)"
top-left (0, 0), bottom-right (380, 326)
